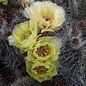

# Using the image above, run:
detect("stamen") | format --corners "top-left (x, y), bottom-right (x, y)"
top-left (43, 16), bottom-right (52, 23)
top-left (36, 45), bottom-right (49, 57)
top-left (34, 66), bottom-right (48, 74)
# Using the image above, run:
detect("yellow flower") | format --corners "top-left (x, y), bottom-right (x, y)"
top-left (26, 60), bottom-right (58, 82)
top-left (24, 1), bottom-right (65, 32)
top-left (8, 21), bottom-right (38, 52)
top-left (27, 36), bottom-right (62, 62)
top-left (0, 0), bottom-right (8, 5)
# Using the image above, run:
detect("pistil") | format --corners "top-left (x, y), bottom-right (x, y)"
top-left (24, 32), bottom-right (31, 39)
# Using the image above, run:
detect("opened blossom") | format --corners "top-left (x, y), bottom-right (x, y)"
top-left (24, 1), bottom-right (65, 32)
top-left (26, 60), bottom-right (58, 82)
top-left (27, 36), bottom-right (62, 62)
top-left (8, 21), bottom-right (38, 52)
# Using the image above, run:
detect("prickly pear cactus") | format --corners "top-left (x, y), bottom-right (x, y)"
top-left (0, 0), bottom-right (86, 86)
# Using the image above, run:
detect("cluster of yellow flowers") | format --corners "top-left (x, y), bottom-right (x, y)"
top-left (8, 1), bottom-right (65, 82)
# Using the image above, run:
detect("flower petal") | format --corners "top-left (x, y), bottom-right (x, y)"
top-left (26, 60), bottom-right (58, 82)
top-left (27, 36), bottom-right (62, 62)
top-left (24, 1), bottom-right (65, 31)
top-left (8, 21), bottom-right (38, 52)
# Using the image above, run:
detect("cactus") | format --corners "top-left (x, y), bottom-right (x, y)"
top-left (68, 0), bottom-right (86, 19)
top-left (0, 0), bottom-right (86, 86)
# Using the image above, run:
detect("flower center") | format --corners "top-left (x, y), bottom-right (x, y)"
top-left (36, 45), bottom-right (49, 57)
top-left (34, 66), bottom-right (48, 74)
top-left (24, 32), bottom-right (31, 39)
top-left (43, 16), bottom-right (52, 23)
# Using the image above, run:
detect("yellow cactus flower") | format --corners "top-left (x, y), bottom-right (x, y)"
top-left (27, 36), bottom-right (62, 62)
top-left (8, 21), bottom-right (38, 52)
top-left (24, 1), bottom-right (65, 32)
top-left (0, 0), bottom-right (8, 5)
top-left (26, 60), bottom-right (58, 82)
